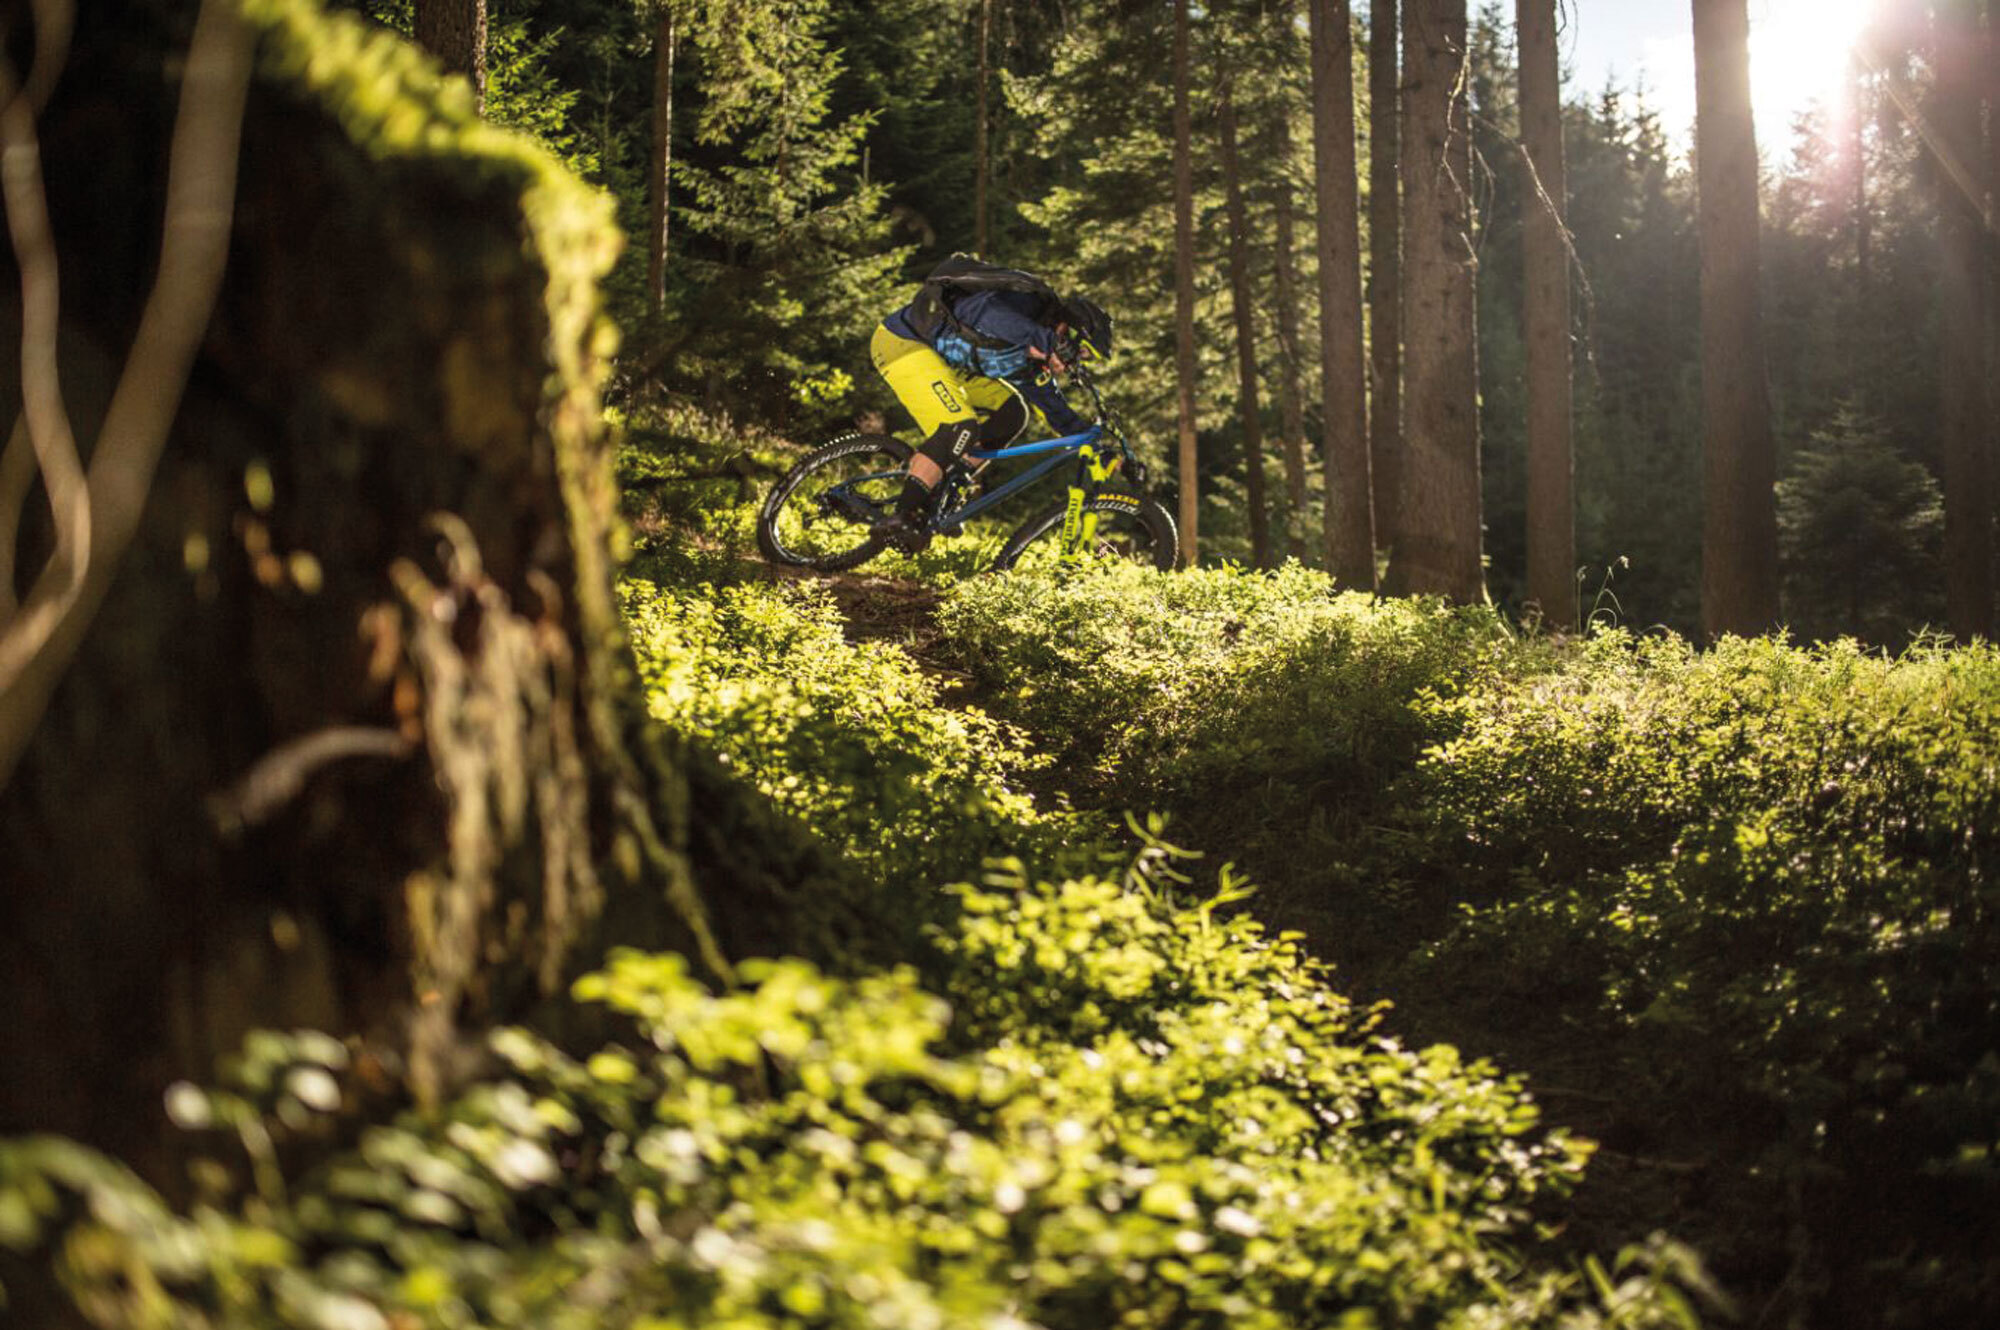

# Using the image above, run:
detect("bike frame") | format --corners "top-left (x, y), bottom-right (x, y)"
top-left (833, 423), bottom-right (1132, 555)
top-left (935, 425), bottom-right (1108, 536)
top-left (812, 363), bottom-right (1146, 558)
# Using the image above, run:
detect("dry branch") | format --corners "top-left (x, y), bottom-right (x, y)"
top-left (0, 49), bottom-right (94, 691)
top-left (0, 0), bottom-right (254, 788)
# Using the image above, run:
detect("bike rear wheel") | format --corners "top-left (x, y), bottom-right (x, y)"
top-left (992, 493), bottom-right (1179, 572)
top-left (756, 433), bottom-right (913, 571)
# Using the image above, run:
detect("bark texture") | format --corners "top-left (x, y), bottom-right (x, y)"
top-left (0, 0), bottom-right (864, 1185)
top-left (1270, 111), bottom-right (1311, 564)
top-left (1849, 53), bottom-right (1870, 294)
top-left (1308, 0), bottom-right (1375, 589)
top-left (1990, 0), bottom-right (1999, 595)
top-left (1692, 0), bottom-right (1779, 638)
top-left (1172, 0), bottom-right (1199, 563)
top-left (1936, 0), bottom-right (1992, 639)
top-left (1516, 0), bottom-right (1574, 626)
top-left (1365, 0), bottom-right (1401, 560)
top-left (413, 0), bottom-right (487, 115)
top-left (1389, 0), bottom-right (1481, 601)
top-left (1219, 81), bottom-right (1271, 568)
top-left (647, 1), bottom-right (675, 309)
top-left (975, 0), bottom-right (991, 254)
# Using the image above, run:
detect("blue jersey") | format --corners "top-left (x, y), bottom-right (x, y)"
top-left (884, 289), bottom-right (1090, 436)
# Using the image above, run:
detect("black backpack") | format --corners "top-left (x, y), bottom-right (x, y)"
top-left (905, 254), bottom-right (1066, 350)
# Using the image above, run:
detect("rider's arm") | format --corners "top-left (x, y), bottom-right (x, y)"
top-left (1013, 368), bottom-right (1091, 437)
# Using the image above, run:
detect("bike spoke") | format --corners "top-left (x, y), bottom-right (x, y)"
top-left (765, 452), bottom-right (903, 565)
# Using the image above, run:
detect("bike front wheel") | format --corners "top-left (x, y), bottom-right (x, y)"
top-left (756, 433), bottom-right (913, 571)
top-left (992, 493), bottom-right (1180, 572)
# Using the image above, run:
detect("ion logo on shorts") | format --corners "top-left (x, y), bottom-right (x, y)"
top-left (931, 382), bottom-right (963, 414)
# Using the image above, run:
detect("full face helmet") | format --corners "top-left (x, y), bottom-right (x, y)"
top-left (1060, 297), bottom-right (1115, 363)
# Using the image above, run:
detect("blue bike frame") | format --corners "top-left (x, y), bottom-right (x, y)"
top-left (925, 424), bottom-right (1106, 535)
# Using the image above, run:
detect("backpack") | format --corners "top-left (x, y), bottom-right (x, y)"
top-left (905, 254), bottom-right (1066, 351)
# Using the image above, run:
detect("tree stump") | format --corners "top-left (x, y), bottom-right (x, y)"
top-left (0, 0), bottom-right (739, 1182)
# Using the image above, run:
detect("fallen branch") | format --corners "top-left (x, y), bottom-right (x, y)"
top-left (208, 726), bottom-right (416, 832)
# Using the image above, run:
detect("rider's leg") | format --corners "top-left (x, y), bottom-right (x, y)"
top-left (898, 380), bottom-right (1031, 520)
top-left (899, 418), bottom-right (979, 521)
top-left (870, 326), bottom-right (981, 525)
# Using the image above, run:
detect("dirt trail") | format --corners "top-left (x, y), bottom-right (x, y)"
top-left (791, 566), bottom-right (1751, 1320)
top-left (760, 563), bottom-right (982, 702)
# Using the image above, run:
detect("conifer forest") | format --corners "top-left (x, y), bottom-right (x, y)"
top-left (4, 0), bottom-right (2000, 1327)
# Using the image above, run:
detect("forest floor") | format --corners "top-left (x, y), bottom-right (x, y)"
top-left (785, 558), bottom-right (1765, 1319)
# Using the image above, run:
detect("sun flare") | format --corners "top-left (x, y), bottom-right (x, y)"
top-left (1748, 0), bottom-right (1880, 132)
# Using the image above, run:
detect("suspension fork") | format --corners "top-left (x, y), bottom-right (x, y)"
top-left (1059, 441), bottom-right (1123, 558)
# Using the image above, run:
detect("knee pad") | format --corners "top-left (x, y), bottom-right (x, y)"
top-left (917, 419), bottom-right (980, 471)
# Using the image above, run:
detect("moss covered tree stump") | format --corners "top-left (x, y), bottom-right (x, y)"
top-left (0, 0), bottom-right (725, 1179)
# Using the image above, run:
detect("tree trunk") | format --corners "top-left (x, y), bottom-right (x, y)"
top-left (1173, 0), bottom-right (1200, 563)
top-left (975, 0), bottom-right (991, 254)
top-left (1270, 111), bottom-right (1311, 564)
top-left (1219, 80), bottom-right (1271, 567)
top-left (1388, 0), bottom-right (1480, 601)
top-left (1692, 0), bottom-right (1779, 638)
top-left (1936, 0), bottom-right (1992, 638)
top-left (1366, 0), bottom-right (1402, 563)
top-left (414, 0), bottom-right (487, 116)
top-left (647, 1), bottom-right (676, 311)
top-left (1989, 0), bottom-right (1999, 593)
top-left (1516, 0), bottom-right (1574, 627)
top-left (1850, 52), bottom-right (1870, 292)
top-left (0, 0), bottom-right (875, 1187)
top-left (1309, 0), bottom-right (1375, 588)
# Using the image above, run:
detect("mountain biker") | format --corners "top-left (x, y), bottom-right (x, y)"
top-left (868, 263), bottom-right (1114, 552)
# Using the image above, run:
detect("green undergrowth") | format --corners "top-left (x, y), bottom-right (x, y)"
top-left (1405, 633), bottom-right (2000, 1325)
top-left (0, 406), bottom-right (1715, 1326)
top-left (930, 563), bottom-right (2000, 1327)
top-left (615, 402), bottom-right (793, 574)
top-left (621, 573), bottom-right (1099, 925)
top-left (933, 562), bottom-right (1534, 913)
top-left (615, 403), bottom-right (1114, 954)
top-left (0, 853), bottom-right (1707, 1330)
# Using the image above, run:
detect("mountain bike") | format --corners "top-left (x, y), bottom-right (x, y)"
top-left (755, 364), bottom-right (1178, 574)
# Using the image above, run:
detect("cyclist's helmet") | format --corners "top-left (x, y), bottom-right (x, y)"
top-left (1060, 296), bottom-right (1114, 363)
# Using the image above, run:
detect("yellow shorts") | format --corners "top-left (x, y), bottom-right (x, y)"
top-left (870, 324), bottom-right (1035, 439)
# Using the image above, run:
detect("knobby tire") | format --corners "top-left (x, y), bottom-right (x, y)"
top-left (755, 433), bottom-right (913, 572)
top-left (991, 494), bottom-right (1179, 572)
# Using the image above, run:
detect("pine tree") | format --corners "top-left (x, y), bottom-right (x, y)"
top-left (646, 0), bottom-right (679, 311)
top-left (1567, 86), bottom-right (1704, 635)
top-left (1777, 406), bottom-right (1944, 643)
top-left (1391, 0), bottom-right (1482, 601)
top-left (669, 0), bottom-right (906, 415)
top-left (1309, 0), bottom-right (1374, 587)
top-left (1365, 0), bottom-right (1402, 562)
top-left (415, 0), bottom-right (487, 113)
top-left (975, 0), bottom-right (993, 253)
top-left (1173, 0), bottom-right (1201, 562)
top-left (1270, 107), bottom-right (1313, 562)
top-left (1219, 75), bottom-right (1272, 566)
top-left (1692, 0), bottom-right (1779, 638)
top-left (1516, 0), bottom-right (1573, 625)
top-left (1934, 0), bottom-right (1992, 638)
